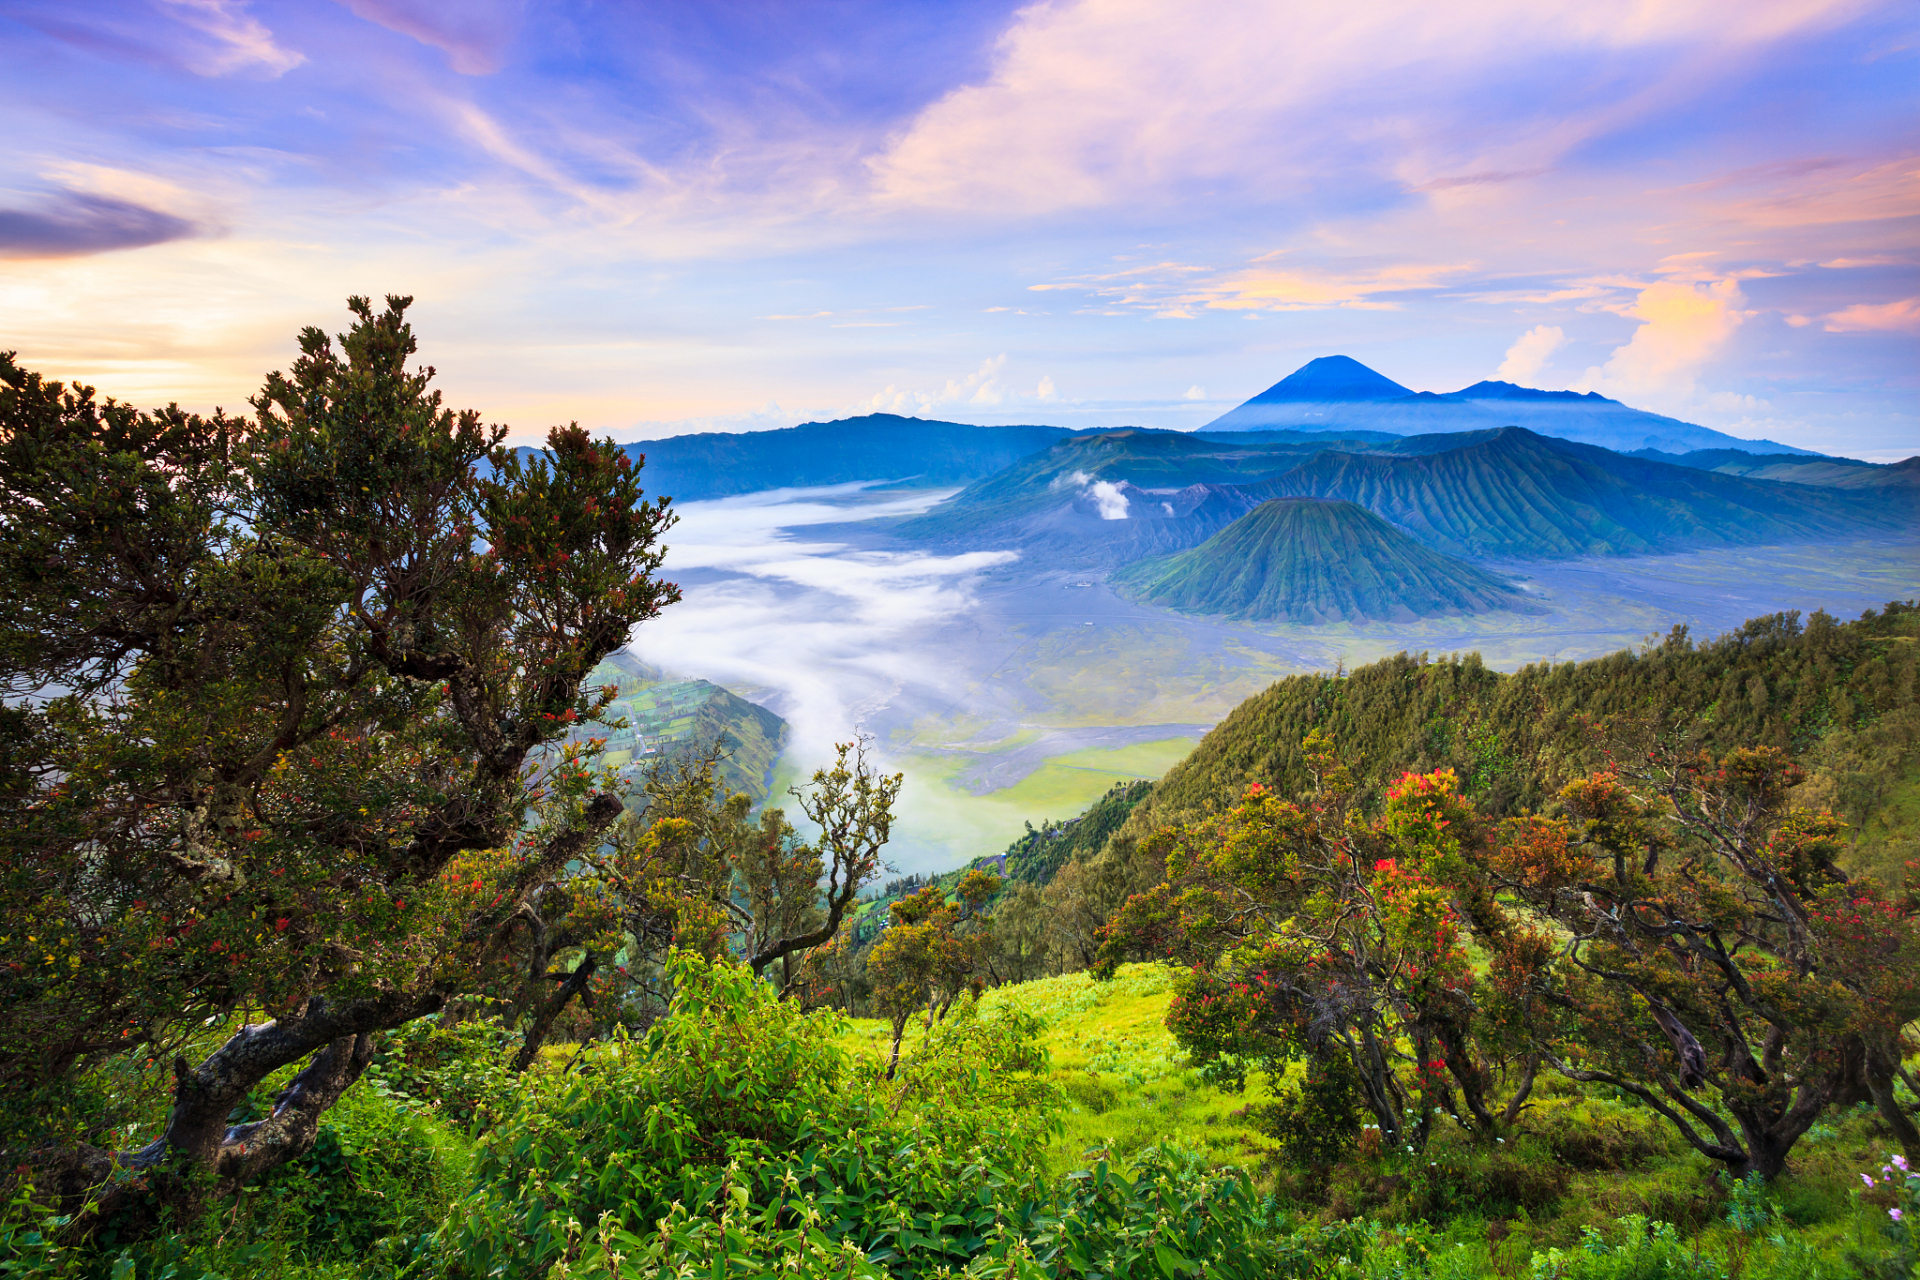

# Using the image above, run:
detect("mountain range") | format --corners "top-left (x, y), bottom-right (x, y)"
top-left (615, 415), bottom-right (1072, 501)
top-left (895, 425), bottom-right (1906, 568)
top-left (1203, 355), bottom-right (1820, 456)
top-left (584, 357), bottom-right (1912, 629)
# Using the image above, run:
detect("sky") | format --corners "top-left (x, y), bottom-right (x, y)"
top-left (2, 0), bottom-right (1917, 458)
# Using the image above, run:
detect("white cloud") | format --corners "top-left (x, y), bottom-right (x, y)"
top-left (627, 485), bottom-right (1016, 766)
top-left (1704, 390), bottom-right (1769, 413)
top-left (860, 354), bottom-right (1013, 415)
top-left (1496, 324), bottom-right (1565, 384)
top-left (1046, 469), bottom-right (1129, 518)
top-left (1086, 480), bottom-right (1130, 520)
top-left (1037, 376), bottom-right (1058, 401)
top-left (1574, 279), bottom-right (1750, 407)
top-left (1047, 469), bottom-right (1093, 492)
top-left (1183, 384), bottom-right (1206, 400)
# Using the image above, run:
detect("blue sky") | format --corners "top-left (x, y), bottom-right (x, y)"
top-left (2, 0), bottom-right (1916, 457)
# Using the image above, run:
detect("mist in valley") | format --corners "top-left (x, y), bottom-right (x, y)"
top-left (624, 481), bottom-right (1920, 874)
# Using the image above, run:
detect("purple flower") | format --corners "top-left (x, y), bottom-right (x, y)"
top-left (1892, 1208), bottom-right (1904, 1222)
top-left (1895, 1154), bottom-right (1911, 1172)
top-left (1863, 1173), bottom-right (1876, 1188)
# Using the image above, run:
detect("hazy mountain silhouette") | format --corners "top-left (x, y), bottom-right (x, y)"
top-left (612, 414), bottom-right (1075, 501)
top-left (1238, 355), bottom-right (1415, 403)
top-left (1204, 358), bottom-right (1819, 456)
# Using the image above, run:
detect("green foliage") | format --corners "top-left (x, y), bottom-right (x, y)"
top-left (1527, 1217), bottom-right (1723, 1280)
top-left (1256, 1052), bottom-right (1366, 1170)
top-left (0, 298), bottom-right (678, 1212)
top-left (1002, 780), bottom-right (1151, 887)
top-left (0, 1084), bottom-right (475, 1280)
top-left (1137, 602), bottom-right (1920, 826)
top-left (439, 949), bottom-right (1060, 1278)
top-left (216, 1084), bottom-right (466, 1264)
top-left (360, 1015), bottom-right (518, 1129)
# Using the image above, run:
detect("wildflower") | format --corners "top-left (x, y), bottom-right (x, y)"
top-left (1892, 1208), bottom-right (1904, 1222)
top-left (1862, 1173), bottom-right (1876, 1188)
top-left (1895, 1155), bottom-right (1911, 1172)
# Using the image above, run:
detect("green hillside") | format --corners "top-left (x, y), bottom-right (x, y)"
top-left (1256, 426), bottom-right (1901, 559)
top-left (1641, 448), bottom-right (1920, 515)
top-left (568, 651), bottom-right (789, 804)
top-left (1110, 497), bottom-right (1525, 623)
top-left (894, 427), bottom-right (1332, 542)
top-left (1118, 601), bottom-right (1920, 875)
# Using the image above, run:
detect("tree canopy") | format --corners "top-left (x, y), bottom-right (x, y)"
top-left (0, 296), bottom-right (679, 1229)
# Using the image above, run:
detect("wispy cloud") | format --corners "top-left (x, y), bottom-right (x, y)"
top-left (0, 193), bottom-right (200, 258)
top-left (0, 0), bottom-right (1912, 456)
top-left (155, 0), bottom-right (304, 77)
top-left (335, 0), bottom-right (524, 75)
top-left (1029, 253), bottom-right (1471, 316)
top-left (629, 486), bottom-right (1016, 767)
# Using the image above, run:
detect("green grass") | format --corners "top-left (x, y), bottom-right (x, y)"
top-left (986, 739), bottom-right (1199, 816)
top-left (844, 962), bottom-right (1917, 1276)
top-left (864, 738), bottom-right (1201, 872)
top-left (842, 963), bottom-right (1273, 1175)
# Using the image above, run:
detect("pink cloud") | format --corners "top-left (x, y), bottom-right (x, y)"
top-left (1824, 297), bottom-right (1920, 333)
top-left (336, 0), bottom-right (524, 74)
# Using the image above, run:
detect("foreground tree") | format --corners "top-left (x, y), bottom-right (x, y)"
top-left (1492, 745), bottom-right (1920, 1178)
top-left (0, 297), bottom-right (677, 1232)
top-left (532, 740), bottom-right (901, 1033)
top-left (867, 869), bottom-right (1002, 1078)
top-left (1095, 733), bottom-right (1554, 1159)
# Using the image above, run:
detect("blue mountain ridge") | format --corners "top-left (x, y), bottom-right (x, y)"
top-left (1205, 356), bottom-right (1821, 457)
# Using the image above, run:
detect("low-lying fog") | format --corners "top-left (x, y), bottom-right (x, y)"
top-left (629, 483), bottom-right (1920, 876)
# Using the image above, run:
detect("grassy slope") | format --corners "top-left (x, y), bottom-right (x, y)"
top-left (1112, 498), bottom-right (1524, 623)
top-left (579, 655), bottom-right (791, 804)
top-left (841, 965), bottom-right (1271, 1175)
top-left (843, 964), bottom-right (1909, 1269)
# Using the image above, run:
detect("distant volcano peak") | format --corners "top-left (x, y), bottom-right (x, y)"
top-left (1246, 355), bottom-right (1414, 405)
top-left (1452, 380), bottom-right (1615, 404)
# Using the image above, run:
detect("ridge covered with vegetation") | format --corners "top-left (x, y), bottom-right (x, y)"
top-left (612, 414), bottom-right (1074, 501)
top-left (1110, 498), bottom-right (1525, 623)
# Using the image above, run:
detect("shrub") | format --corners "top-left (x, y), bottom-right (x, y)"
top-left (360, 1013), bottom-right (518, 1130)
top-left (1255, 1052), bottom-right (1365, 1175)
top-left (438, 950), bottom-right (1062, 1279)
top-left (1528, 1216), bottom-right (1724, 1279)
